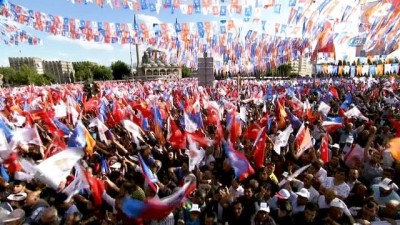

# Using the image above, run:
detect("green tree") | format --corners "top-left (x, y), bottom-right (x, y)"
top-left (75, 67), bottom-right (92, 81)
top-left (277, 64), bottom-right (292, 76)
top-left (92, 65), bottom-right (113, 81)
top-left (111, 60), bottom-right (130, 80)
top-left (73, 61), bottom-right (96, 81)
top-left (12, 65), bottom-right (33, 85)
top-left (0, 67), bottom-right (16, 85)
top-left (182, 66), bottom-right (191, 78)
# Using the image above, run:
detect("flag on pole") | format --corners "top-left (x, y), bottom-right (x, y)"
top-left (273, 125), bottom-right (293, 155)
top-left (320, 132), bottom-right (329, 163)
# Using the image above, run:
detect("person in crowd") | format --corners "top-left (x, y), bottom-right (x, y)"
top-left (251, 202), bottom-right (276, 225)
top-left (353, 198), bottom-right (380, 224)
top-left (321, 167), bottom-right (351, 200)
top-left (371, 178), bottom-right (400, 205)
top-left (320, 198), bottom-right (355, 225)
top-left (345, 183), bottom-right (369, 208)
top-left (293, 202), bottom-right (319, 225)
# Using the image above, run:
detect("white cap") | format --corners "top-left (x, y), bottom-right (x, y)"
top-left (276, 189), bottom-right (290, 200)
top-left (296, 188), bottom-right (310, 199)
top-left (259, 202), bottom-right (270, 213)
top-left (7, 193), bottom-right (27, 202)
top-left (379, 178), bottom-right (395, 191)
top-left (110, 162), bottom-right (122, 170)
top-left (330, 198), bottom-right (345, 209)
top-left (330, 143), bottom-right (340, 149)
top-left (190, 204), bottom-right (201, 213)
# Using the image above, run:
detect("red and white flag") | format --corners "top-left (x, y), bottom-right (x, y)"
top-left (320, 132), bottom-right (329, 163)
top-left (295, 124), bottom-right (313, 158)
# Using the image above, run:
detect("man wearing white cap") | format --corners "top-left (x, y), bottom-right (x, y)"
top-left (291, 188), bottom-right (310, 214)
top-left (251, 202), bottom-right (276, 225)
top-left (371, 178), bottom-right (400, 205)
top-left (320, 198), bottom-right (354, 225)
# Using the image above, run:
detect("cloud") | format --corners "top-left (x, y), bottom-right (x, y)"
top-left (137, 14), bottom-right (161, 26)
top-left (58, 52), bottom-right (68, 57)
top-left (47, 35), bottom-right (114, 51)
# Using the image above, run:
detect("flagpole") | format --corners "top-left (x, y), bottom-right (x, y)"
top-left (134, 14), bottom-right (139, 80)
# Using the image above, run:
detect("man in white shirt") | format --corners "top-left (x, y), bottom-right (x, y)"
top-left (321, 168), bottom-right (350, 200)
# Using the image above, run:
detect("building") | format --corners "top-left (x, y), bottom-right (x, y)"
top-left (9, 57), bottom-right (44, 74)
top-left (135, 48), bottom-right (182, 80)
top-left (290, 57), bottom-right (314, 77)
top-left (42, 61), bottom-right (75, 83)
top-left (8, 57), bottom-right (75, 83)
top-left (196, 53), bottom-right (214, 87)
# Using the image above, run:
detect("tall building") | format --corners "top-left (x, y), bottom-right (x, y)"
top-left (290, 57), bottom-right (314, 77)
top-left (8, 57), bottom-right (75, 83)
top-left (8, 57), bottom-right (44, 74)
top-left (42, 61), bottom-right (75, 83)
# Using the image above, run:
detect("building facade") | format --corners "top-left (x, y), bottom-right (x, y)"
top-left (136, 48), bottom-right (182, 80)
top-left (290, 57), bottom-right (314, 77)
top-left (42, 61), bottom-right (74, 83)
top-left (8, 57), bottom-right (44, 75)
top-left (8, 57), bottom-right (75, 83)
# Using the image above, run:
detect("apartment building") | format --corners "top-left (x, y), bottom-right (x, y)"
top-left (8, 57), bottom-right (75, 83)
top-left (8, 57), bottom-right (44, 74)
top-left (42, 60), bottom-right (74, 83)
top-left (290, 57), bottom-right (314, 77)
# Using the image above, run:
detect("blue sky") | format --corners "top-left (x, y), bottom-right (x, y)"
top-left (0, 0), bottom-right (292, 67)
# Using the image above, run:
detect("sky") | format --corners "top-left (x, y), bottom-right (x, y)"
top-left (0, 0), bottom-right (291, 67)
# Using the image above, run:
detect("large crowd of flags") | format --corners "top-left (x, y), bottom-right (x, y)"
top-left (2, 0), bottom-right (400, 72)
top-left (0, 77), bottom-right (398, 218)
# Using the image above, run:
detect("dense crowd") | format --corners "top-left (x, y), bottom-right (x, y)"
top-left (0, 77), bottom-right (399, 225)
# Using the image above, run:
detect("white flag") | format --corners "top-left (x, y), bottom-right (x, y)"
top-left (89, 118), bottom-right (110, 145)
top-left (53, 103), bottom-right (67, 118)
top-left (121, 119), bottom-right (144, 146)
top-left (273, 125), bottom-right (293, 155)
top-left (318, 101), bottom-right (331, 115)
top-left (239, 106), bottom-right (247, 123)
top-left (180, 4), bottom-right (188, 14)
top-left (187, 137), bottom-right (205, 171)
top-left (344, 107), bottom-right (368, 121)
top-left (9, 126), bottom-right (42, 151)
top-left (34, 148), bottom-right (84, 190)
top-left (62, 165), bottom-right (89, 201)
top-left (0, 130), bottom-right (10, 159)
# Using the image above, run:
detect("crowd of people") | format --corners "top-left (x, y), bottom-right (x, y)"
top-left (0, 77), bottom-right (399, 225)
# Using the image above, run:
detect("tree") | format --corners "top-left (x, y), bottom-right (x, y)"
top-left (111, 60), bottom-right (130, 80)
top-left (92, 65), bottom-right (113, 81)
top-left (0, 67), bottom-right (16, 85)
top-left (75, 67), bottom-right (92, 81)
top-left (277, 64), bottom-right (292, 76)
top-left (73, 61), bottom-right (96, 81)
top-left (182, 66), bottom-right (191, 78)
